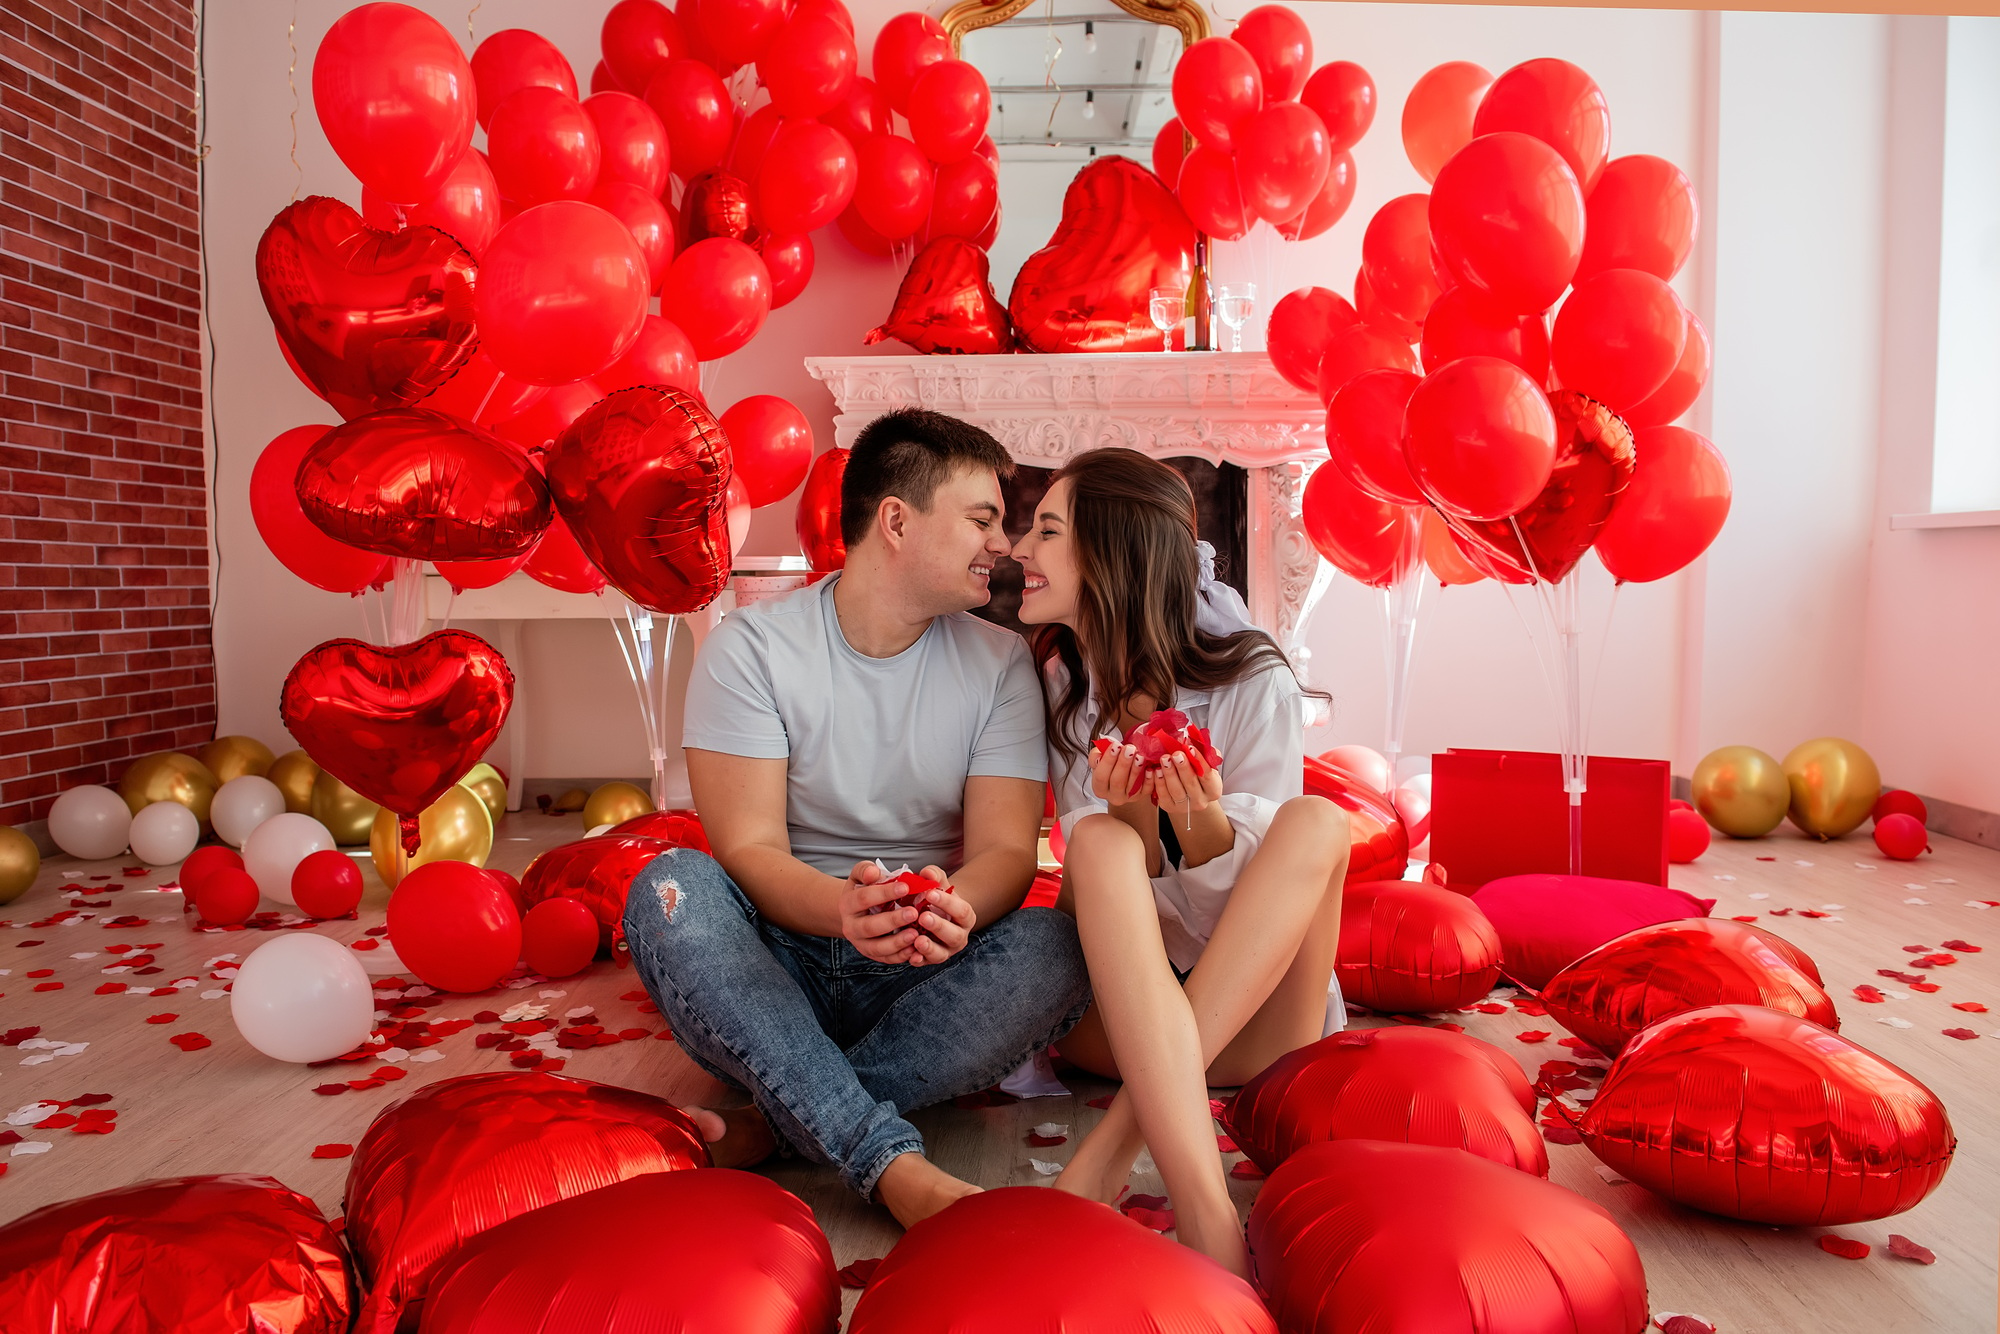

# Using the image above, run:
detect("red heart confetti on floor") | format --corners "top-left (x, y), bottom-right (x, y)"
top-left (1543, 1125), bottom-right (1584, 1145)
top-left (837, 1258), bottom-right (882, 1289)
top-left (1731, 915), bottom-right (1758, 922)
top-left (1942, 1028), bottom-right (1979, 1040)
top-left (1886, 1234), bottom-right (1937, 1264)
top-left (1817, 1235), bottom-right (1870, 1260)
top-left (1951, 1001), bottom-right (1988, 1013)
top-left (1216, 1134), bottom-right (1238, 1153)
top-left (311, 1143), bottom-right (354, 1159)
top-left (351, 939), bottom-right (378, 951)
top-left (1798, 910), bottom-right (1827, 919)
top-left (169, 1033), bottom-right (211, 1051)
top-left (1852, 985), bottom-right (1886, 1003)
top-left (1229, 1160), bottom-right (1265, 1179)
top-left (1940, 939), bottom-right (1981, 953)
top-left (1516, 1030), bottom-right (1551, 1043)
top-left (1659, 1317), bottom-right (1717, 1334)
top-left (1911, 981), bottom-right (1942, 993)
top-left (146, 1014), bottom-right (177, 1024)
top-left (1026, 1132), bottom-right (1067, 1147)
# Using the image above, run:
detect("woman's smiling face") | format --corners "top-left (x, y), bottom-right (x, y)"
top-left (1011, 476), bottom-right (1080, 628)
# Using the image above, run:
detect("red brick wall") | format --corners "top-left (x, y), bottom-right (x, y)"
top-left (0, 0), bottom-right (212, 824)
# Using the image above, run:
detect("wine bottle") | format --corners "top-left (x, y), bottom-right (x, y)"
top-left (1183, 236), bottom-right (1213, 352)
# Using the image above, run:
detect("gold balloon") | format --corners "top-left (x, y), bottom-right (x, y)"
top-left (1691, 745), bottom-right (1791, 838)
top-left (370, 785), bottom-right (494, 890)
top-left (460, 762), bottom-right (509, 828)
top-left (198, 735), bottom-right (276, 784)
top-left (582, 780), bottom-right (654, 829)
top-left (551, 787), bottom-right (589, 813)
top-left (1783, 737), bottom-right (1882, 839)
top-left (119, 752), bottom-right (218, 825)
top-left (267, 749), bottom-right (321, 815)
top-left (0, 825), bottom-right (39, 905)
top-left (312, 769), bottom-right (382, 846)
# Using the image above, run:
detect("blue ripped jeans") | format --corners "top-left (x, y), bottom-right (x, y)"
top-left (622, 848), bottom-right (1092, 1200)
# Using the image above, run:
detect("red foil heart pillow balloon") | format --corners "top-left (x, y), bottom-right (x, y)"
top-left (1225, 1026), bottom-right (1544, 1177)
top-left (519, 833), bottom-right (678, 953)
top-left (256, 196), bottom-right (478, 419)
top-left (1578, 1005), bottom-right (1955, 1225)
top-left (296, 407), bottom-right (552, 560)
top-left (0, 1174), bottom-right (353, 1334)
top-left (280, 630), bottom-right (514, 854)
top-left (546, 386), bottom-right (733, 614)
top-left (1008, 156), bottom-right (1197, 354)
top-left (344, 1071), bottom-right (710, 1334)
top-left (609, 808), bottom-right (711, 851)
top-left (865, 236), bottom-right (1015, 354)
top-left (1540, 917), bottom-right (1837, 1056)
top-left (1336, 880), bottom-right (1502, 1012)
top-left (1470, 873), bottom-right (1715, 990)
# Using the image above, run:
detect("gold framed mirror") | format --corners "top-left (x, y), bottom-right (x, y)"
top-left (943, 0), bottom-right (1210, 51)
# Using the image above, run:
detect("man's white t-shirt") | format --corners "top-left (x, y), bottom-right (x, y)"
top-left (681, 573), bottom-right (1048, 876)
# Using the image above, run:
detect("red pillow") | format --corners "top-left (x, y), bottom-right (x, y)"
top-left (1470, 873), bottom-right (1713, 990)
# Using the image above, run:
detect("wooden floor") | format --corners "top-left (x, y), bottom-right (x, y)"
top-left (0, 809), bottom-right (1994, 1331)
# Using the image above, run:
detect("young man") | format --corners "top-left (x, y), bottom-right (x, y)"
top-left (624, 408), bottom-right (1090, 1226)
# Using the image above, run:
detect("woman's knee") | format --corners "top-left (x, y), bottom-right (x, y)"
top-left (1271, 796), bottom-right (1351, 872)
top-left (1063, 814), bottom-right (1144, 872)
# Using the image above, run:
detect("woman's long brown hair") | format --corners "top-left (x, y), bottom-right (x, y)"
top-left (1035, 448), bottom-right (1314, 766)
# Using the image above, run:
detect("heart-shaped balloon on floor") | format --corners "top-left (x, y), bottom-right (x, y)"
top-left (296, 407), bottom-right (552, 561)
top-left (519, 833), bottom-right (678, 953)
top-left (1444, 390), bottom-right (1636, 584)
top-left (256, 196), bottom-right (478, 420)
top-left (1008, 156), bottom-right (1197, 354)
top-left (280, 630), bottom-right (514, 854)
top-left (546, 386), bottom-right (733, 615)
top-left (865, 236), bottom-right (1015, 355)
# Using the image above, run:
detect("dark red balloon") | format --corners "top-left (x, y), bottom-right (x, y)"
top-left (1401, 355), bottom-right (1559, 523)
top-left (1579, 1005), bottom-right (1955, 1225)
top-left (590, 60), bottom-right (623, 96)
top-left (250, 425), bottom-right (391, 593)
top-left (593, 314), bottom-right (701, 396)
top-left (1336, 880), bottom-right (1502, 1013)
top-left (472, 30), bottom-right (577, 132)
top-left (643, 59), bottom-right (734, 180)
top-left (795, 447), bottom-right (848, 571)
top-left (420, 1171), bottom-right (839, 1334)
top-left (546, 386), bottom-right (733, 614)
top-left (0, 1175), bottom-right (352, 1333)
top-left (312, 4), bottom-right (474, 205)
top-left (1302, 60), bottom-right (1376, 154)
top-left (1323, 368), bottom-right (1424, 505)
top-left (601, 0), bottom-right (685, 97)
top-left (1473, 57), bottom-right (1612, 193)
top-left (585, 91), bottom-right (671, 197)
top-left (758, 121), bottom-right (859, 235)
top-left (1275, 150), bottom-right (1356, 241)
top-left (1874, 812), bottom-right (1929, 860)
top-left (721, 396), bottom-right (814, 507)
top-left (1580, 153), bottom-right (1698, 282)
top-left (345, 1071), bottom-right (709, 1333)
top-left (1301, 462), bottom-right (1416, 590)
top-left (1226, 1026), bottom-right (1542, 1177)
top-left (1266, 285), bottom-right (1359, 393)
top-left (837, 201), bottom-right (898, 257)
top-left (279, 630), bottom-right (515, 853)
top-left (866, 236), bottom-right (1015, 355)
top-left (610, 808), bottom-right (712, 850)
top-left (1420, 284), bottom-right (1549, 381)
top-left (1010, 156), bottom-right (1197, 354)
top-left (256, 196), bottom-right (477, 421)
top-left (759, 232), bottom-right (815, 308)
top-left (680, 171), bottom-right (760, 246)
top-left (1594, 424), bottom-right (1731, 583)
top-left (1622, 309), bottom-right (1710, 428)
top-left (519, 833), bottom-right (678, 950)
top-left (907, 60), bottom-right (990, 165)
top-left (1470, 873), bottom-right (1717, 991)
top-left (1550, 268), bottom-right (1687, 412)
top-left (1171, 37), bottom-right (1263, 152)
top-left (855, 133), bottom-right (936, 241)
top-left (872, 13), bottom-right (950, 114)
top-left (850, 1188), bottom-right (1273, 1333)
top-left (1361, 193), bottom-right (1440, 324)
top-left (759, 14), bottom-right (858, 118)
top-left (1429, 131), bottom-right (1584, 316)
top-left (296, 407), bottom-right (552, 561)
top-left (657, 238), bottom-right (772, 360)
top-left (1249, 1141), bottom-right (1648, 1334)
top-left (1231, 4), bottom-right (1312, 102)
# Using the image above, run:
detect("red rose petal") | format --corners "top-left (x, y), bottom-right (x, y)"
top-left (637, 1000), bottom-right (659, 1014)
top-left (365, 925), bottom-right (388, 936)
top-left (1123, 1205), bottom-right (1176, 1232)
top-left (1660, 1318), bottom-right (1716, 1334)
top-left (1026, 1132), bottom-right (1067, 1147)
top-left (1901, 945), bottom-right (1930, 953)
top-left (1942, 1028), bottom-right (1979, 1040)
top-left (620, 989), bottom-right (650, 1002)
top-left (70, 1119), bottom-right (114, 1135)
top-left (617, 1027), bottom-right (649, 1040)
top-left (168, 1032), bottom-right (211, 1051)
top-left (1920, 953), bottom-right (1958, 966)
top-left (351, 939), bottom-right (378, 951)
top-left (1216, 1134), bottom-right (1239, 1153)
top-left (837, 1258), bottom-right (882, 1289)
top-left (1229, 1159), bottom-right (1265, 1179)
top-left (1817, 1235), bottom-right (1870, 1260)
top-left (2, 1027), bottom-right (42, 1045)
top-left (38, 1113), bottom-right (78, 1130)
top-left (94, 982), bottom-right (126, 995)
top-left (312, 1083), bottom-right (349, 1096)
top-left (372, 1066), bottom-right (407, 1081)
top-left (1541, 1125), bottom-right (1582, 1147)
top-left (1940, 939), bottom-right (1980, 953)
top-left (0, 1130), bottom-right (19, 1146)
top-left (1769, 908), bottom-right (1792, 916)
top-left (1516, 1030), bottom-right (1551, 1043)
top-left (1086, 1094), bottom-right (1114, 1110)
top-left (1950, 1001), bottom-right (1988, 1013)
top-left (26, 968), bottom-right (53, 978)
top-left (1886, 1234), bottom-right (1937, 1264)
top-left (1852, 985), bottom-right (1886, 1004)
top-left (145, 1014), bottom-right (177, 1024)
top-left (311, 1143), bottom-right (354, 1159)
top-left (539, 1058), bottom-right (566, 1072)
top-left (33, 982), bottom-right (64, 992)
top-left (472, 1010), bottom-right (501, 1023)
top-left (1911, 981), bottom-right (1941, 993)
top-left (70, 1093), bottom-right (113, 1106)
top-left (1731, 915), bottom-right (1759, 922)
top-left (1473, 1002), bottom-right (1509, 1014)
top-left (1511, 998), bottom-right (1548, 1015)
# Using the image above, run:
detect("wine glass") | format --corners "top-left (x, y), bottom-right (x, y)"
top-left (1215, 283), bottom-right (1255, 352)
top-left (1148, 286), bottom-right (1182, 349)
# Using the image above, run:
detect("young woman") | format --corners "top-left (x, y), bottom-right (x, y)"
top-left (1011, 447), bottom-right (1349, 1278)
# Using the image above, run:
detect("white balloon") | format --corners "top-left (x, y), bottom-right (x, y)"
top-left (242, 812), bottom-right (335, 906)
top-left (586, 823), bottom-right (614, 837)
top-left (211, 775), bottom-right (287, 847)
top-left (230, 932), bottom-right (375, 1062)
top-left (128, 800), bottom-right (199, 866)
top-left (47, 785), bottom-right (132, 860)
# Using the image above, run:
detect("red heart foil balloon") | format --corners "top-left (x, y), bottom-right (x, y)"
top-left (1225, 1026), bottom-right (1544, 1178)
top-left (1336, 880), bottom-right (1502, 1013)
top-left (609, 808), bottom-right (712, 852)
top-left (1578, 1004), bottom-right (1955, 1225)
top-left (0, 1174), bottom-right (353, 1334)
top-left (1445, 389), bottom-right (1636, 584)
top-left (297, 407), bottom-right (553, 561)
top-left (519, 833), bottom-right (678, 952)
top-left (1539, 917), bottom-right (1838, 1056)
top-left (1302, 756), bottom-right (1409, 884)
top-left (1469, 873), bottom-right (1716, 991)
top-left (344, 1071), bottom-right (710, 1334)
top-left (256, 196), bottom-right (478, 420)
top-left (795, 446), bottom-right (848, 572)
top-left (280, 630), bottom-right (515, 854)
top-left (864, 236), bottom-right (1015, 355)
top-left (680, 170), bottom-right (762, 246)
top-left (1008, 156), bottom-right (1197, 354)
top-left (546, 386), bottom-right (733, 615)
top-left (419, 1171), bottom-right (839, 1334)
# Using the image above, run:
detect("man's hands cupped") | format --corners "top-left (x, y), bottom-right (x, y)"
top-left (839, 861), bottom-right (978, 967)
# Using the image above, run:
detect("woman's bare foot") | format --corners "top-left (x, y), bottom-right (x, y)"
top-left (875, 1152), bottom-right (981, 1228)
top-left (1052, 1114), bottom-right (1146, 1204)
top-left (678, 1103), bottom-right (777, 1169)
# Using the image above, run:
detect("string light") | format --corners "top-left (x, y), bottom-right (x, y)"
top-left (286, 0), bottom-right (301, 201)
top-left (1084, 20), bottom-right (1096, 55)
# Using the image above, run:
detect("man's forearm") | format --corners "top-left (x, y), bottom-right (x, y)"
top-left (946, 844), bottom-right (1038, 927)
top-left (712, 843), bottom-right (847, 937)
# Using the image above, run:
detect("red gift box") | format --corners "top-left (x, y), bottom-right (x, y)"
top-left (1429, 749), bottom-right (1670, 890)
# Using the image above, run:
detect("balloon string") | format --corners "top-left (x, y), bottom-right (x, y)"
top-left (466, 1), bottom-right (483, 42)
top-left (286, 0), bottom-right (301, 202)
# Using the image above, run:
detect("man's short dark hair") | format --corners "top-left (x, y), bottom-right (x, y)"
top-left (840, 408), bottom-right (1015, 548)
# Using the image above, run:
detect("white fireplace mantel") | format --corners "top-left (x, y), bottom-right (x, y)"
top-left (803, 352), bottom-right (1332, 659)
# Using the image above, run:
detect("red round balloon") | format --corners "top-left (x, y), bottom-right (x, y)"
top-left (907, 61), bottom-right (991, 165)
top-left (519, 834), bottom-right (678, 949)
top-left (471, 29), bottom-right (577, 132)
top-left (422, 346), bottom-right (547, 427)
top-left (1301, 458), bottom-right (1416, 590)
top-left (1171, 37), bottom-right (1263, 152)
top-left (364, 147), bottom-right (503, 258)
top-left (180, 844), bottom-right (248, 897)
top-left (727, 105), bottom-right (786, 187)
top-left (196, 867), bottom-right (261, 927)
top-left (1235, 101), bottom-right (1331, 225)
top-left (295, 407), bottom-right (552, 561)
top-left (524, 512), bottom-right (607, 595)
top-left (292, 847), bottom-right (364, 918)
top-left (312, 3), bottom-right (474, 205)
top-left (0, 1174), bottom-right (352, 1333)
top-left (610, 808), bottom-right (711, 850)
top-left (280, 630), bottom-right (515, 852)
top-left (1594, 424), bottom-right (1731, 583)
top-left (721, 395), bottom-right (814, 507)
top-left (1401, 355), bottom-right (1558, 523)
top-left (345, 1071), bottom-right (709, 1332)
top-left (854, 133), bottom-right (936, 241)
top-left (658, 238), bottom-right (772, 361)
top-left (433, 549), bottom-right (533, 593)
top-left (590, 60), bottom-right (623, 96)
top-left (1011, 158), bottom-right (1195, 354)
top-left (1667, 805), bottom-right (1711, 863)
top-left (1231, 4), bottom-right (1312, 102)
top-left (1324, 369), bottom-right (1424, 505)
top-left (822, 77), bottom-right (891, 148)
top-left (588, 179), bottom-right (676, 291)
top-left (493, 378), bottom-right (601, 452)
top-left (1420, 284), bottom-right (1549, 381)
top-left (759, 232), bottom-right (815, 309)
top-left (1335, 880), bottom-right (1502, 1012)
top-left (1580, 153), bottom-right (1698, 282)
top-left (1401, 61), bottom-right (1490, 184)
top-left (1550, 268), bottom-right (1686, 412)
top-left (547, 386), bottom-right (733, 614)
top-left (759, 121), bottom-right (859, 235)
top-left (1316, 322), bottom-right (1418, 403)
top-left (1151, 117), bottom-right (1188, 187)
top-left (1873, 811), bottom-right (1929, 860)
top-left (1473, 57), bottom-right (1612, 193)
top-left (1622, 309), bottom-right (1710, 427)
top-left (928, 153), bottom-right (999, 243)
top-left (759, 14), bottom-right (858, 118)
top-left (1175, 143), bottom-right (1250, 241)
top-left (1429, 131), bottom-right (1584, 316)
top-left (1579, 1005), bottom-right (1955, 1225)
top-left (795, 447), bottom-right (848, 570)
top-left (1873, 789), bottom-right (1928, 825)
top-left (1302, 60), bottom-right (1376, 154)
top-left (1250, 1140), bottom-right (1648, 1334)
top-left (420, 1171), bottom-right (838, 1334)
top-left (872, 12), bottom-right (950, 114)
top-left (1353, 263), bottom-right (1419, 342)
top-left (1266, 286), bottom-right (1359, 393)
top-left (250, 425), bottom-right (391, 593)
top-left (850, 1187), bottom-right (1273, 1333)
top-left (521, 895), bottom-right (602, 977)
top-left (1226, 1026), bottom-right (1542, 1177)
top-left (386, 859), bottom-right (522, 993)
top-left (585, 91), bottom-right (671, 196)
top-left (643, 59), bottom-right (735, 180)
top-left (1360, 193), bottom-right (1440, 325)
top-left (1275, 151), bottom-right (1356, 241)
top-left (593, 313), bottom-right (701, 396)
top-left (256, 196), bottom-right (478, 420)
top-left (476, 201), bottom-right (650, 385)
top-left (484, 866), bottom-right (526, 915)
top-left (699, 0), bottom-right (786, 67)
top-left (601, 0), bottom-right (685, 95)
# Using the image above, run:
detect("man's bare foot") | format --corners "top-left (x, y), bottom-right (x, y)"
top-left (874, 1152), bottom-right (981, 1228)
top-left (678, 1103), bottom-right (777, 1170)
